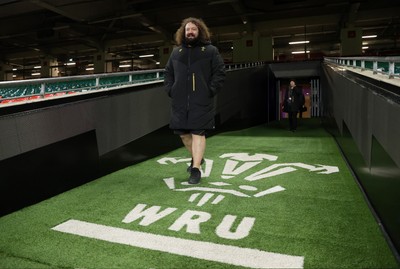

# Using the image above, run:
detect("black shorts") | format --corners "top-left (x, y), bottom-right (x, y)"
top-left (173, 129), bottom-right (206, 136)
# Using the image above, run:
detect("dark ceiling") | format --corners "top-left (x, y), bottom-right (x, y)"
top-left (1, 0), bottom-right (400, 68)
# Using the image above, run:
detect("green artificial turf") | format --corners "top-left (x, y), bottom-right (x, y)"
top-left (0, 119), bottom-right (398, 268)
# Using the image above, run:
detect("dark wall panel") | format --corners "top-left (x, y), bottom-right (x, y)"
top-left (0, 131), bottom-right (99, 216)
top-left (92, 86), bottom-right (171, 156)
top-left (321, 63), bottom-right (400, 255)
top-left (0, 67), bottom-right (271, 216)
top-left (0, 85), bottom-right (171, 161)
top-left (0, 67), bottom-right (272, 162)
top-left (0, 101), bottom-right (96, 161)
top-left (217, 66), bottom-right (270, 126)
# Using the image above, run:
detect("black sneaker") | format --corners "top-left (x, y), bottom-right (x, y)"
top-left (188, 167), bottom-right (201, 184)
top-left (187, 158), bottom-right (205, 173)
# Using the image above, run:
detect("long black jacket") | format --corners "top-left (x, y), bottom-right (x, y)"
top-left (164, 41), bottom-right (226, 130)
top-left (284, 86), bottom-right (304, 112)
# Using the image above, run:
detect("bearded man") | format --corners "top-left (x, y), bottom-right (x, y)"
top-left (164, 17), bottom-right (226, 184)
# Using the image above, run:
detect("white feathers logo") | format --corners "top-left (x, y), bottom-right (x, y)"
top-left (157, 153), bottom-right (339, 207)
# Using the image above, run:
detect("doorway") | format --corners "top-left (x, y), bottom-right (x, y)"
top-left (278, 78), bottom-right (321, 119)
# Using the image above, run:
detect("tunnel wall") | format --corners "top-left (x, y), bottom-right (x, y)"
top-left (320, 63), bottom-right (400, 256)
top-left (0, 67), bottom-right (270, 216)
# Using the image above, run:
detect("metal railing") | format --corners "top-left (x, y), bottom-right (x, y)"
top-left (0, 69), bottom-right (164, 105)
top-left (0, 62), bottom-right (265, 106)
top-left (324, 56), bottom-right (400, 79)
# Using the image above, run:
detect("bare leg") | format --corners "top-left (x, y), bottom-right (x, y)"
top-left (191, 134), bottom-right (206, 168)
top-left (180, 134), bottom-right (192, 155)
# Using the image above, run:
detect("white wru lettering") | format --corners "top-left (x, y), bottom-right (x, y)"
top-left (216, 215), bottom-right (255, 240)
top-left (122, 204), bottom-right (255, 240)
top-left (169, 210), bottom-right (211, 234)
top-left (122, 203), bottom-right (177, 226)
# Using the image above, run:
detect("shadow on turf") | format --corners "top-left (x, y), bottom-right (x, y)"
top-left (0, 117), bottom-right (329, 217)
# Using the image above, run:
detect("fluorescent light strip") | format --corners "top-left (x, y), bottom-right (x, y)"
top-left (288, 41), bottom-right (309, 45)
top-left (139, 54), bottom-right (154, 58)
top-left (291, 51), bottom-right (310, 54)
top-left (119, 64), bottom-right (131, 68)
top-left (362, 35), bottom-right (377, 39)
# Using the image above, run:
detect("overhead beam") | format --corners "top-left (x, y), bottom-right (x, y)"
top-left (29, 0), bottom-right (86, 22)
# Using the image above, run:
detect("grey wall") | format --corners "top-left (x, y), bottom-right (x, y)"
top-left (0, 66), bottom-right (271, 162)
top-left (0, 67), bottom-right (271, 216)
top-left (269, 60), bottom-right (321, 79)
top-left (320, 63), bottom-right (400, 255)
top-left (0, 85), bottom-right (171, 161)
top-left (217, 66), bottom-right (270, 125)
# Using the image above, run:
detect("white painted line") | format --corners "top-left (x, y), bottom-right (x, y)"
top-left (189, 193), bottom-right (200, 202)
top-left (197, 193), bottom-right (214, 206)
top-left (254, 185), bottom-right (286, 197)
top-left (211, 194), bottom-right (225, 204)
top-left (52, 219), bottom-right (304, 269)
top-left (163, 178), bottom-right (175, 189)
top-left (174, 186), bottom-right (250, 197)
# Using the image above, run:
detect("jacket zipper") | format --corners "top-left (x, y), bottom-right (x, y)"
top-left (192, 73), bottom-right (195, 91)
top-left (187, 47), bottom-right (191, 113)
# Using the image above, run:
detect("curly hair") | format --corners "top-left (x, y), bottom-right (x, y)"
top-left (175, 17), bottom-right (211, 45)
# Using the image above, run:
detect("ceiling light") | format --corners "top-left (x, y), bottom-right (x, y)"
top-left (86, 67), bottom-right (94, 71)
top-left (289, 41), bottom-right (310, 45)
top-left (34, 66), bottom-right (41, 69)
top-left (362, 35), bottom-right (377, 39)
top-left (291, 50), bottom-right (310, 54)
top-left (119, 64), bottom-right (131, 68)
top-left (139, 54), bottom-right (154, 58)
top-left (362, 46), bottom-right (369, 49)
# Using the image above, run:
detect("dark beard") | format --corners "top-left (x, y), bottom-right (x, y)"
top-left (185, 36), bottom-right (199, 46)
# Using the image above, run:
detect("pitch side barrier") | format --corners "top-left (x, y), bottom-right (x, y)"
top-left (324, 56), bottom-right (400, 79)
top-left (0, 62), bottom-right (264, 107)
top-left (321, 58), bottom-right (400, 258)
top-left (0, 62), bottom-right (266, 161)
top-left (0, 69), bottom-right (164, 106)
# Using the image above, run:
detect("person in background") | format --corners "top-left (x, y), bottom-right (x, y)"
top-left (164, 17), bottom-right (226, 184)
top-left (298, 91), bottom-right (306, 118)
top-left (284, 79), bottom-right (303, 132)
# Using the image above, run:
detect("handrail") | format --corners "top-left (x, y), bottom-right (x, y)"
top-left (324, 56), bottom-right (400, 79)
top-left (0, 68), bottom-right (164, 87)
top-left (0, 62), bottom-right (265, 106)
top-left (0, 69), bottom-right (164, 105)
